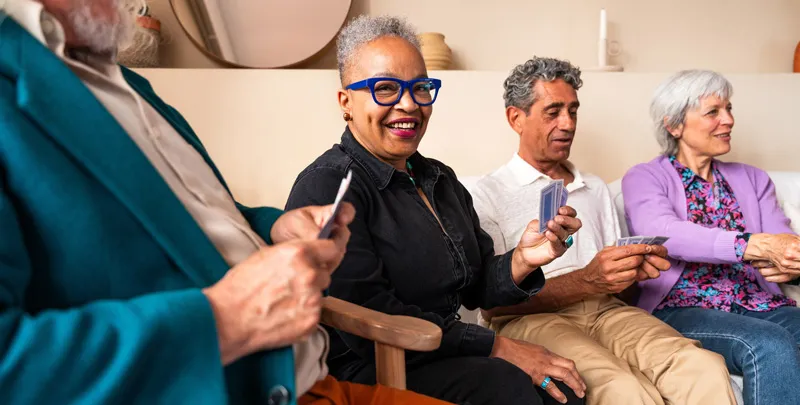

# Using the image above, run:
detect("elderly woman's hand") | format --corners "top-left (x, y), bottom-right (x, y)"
top-left (510, 206), bottom-right (582, 284)
top-left (752, 257), bottom-right (800, 283)
top-left (746, 234), bottom-right (800, 277)
top-left (490, 336), bottom-right (586, 403)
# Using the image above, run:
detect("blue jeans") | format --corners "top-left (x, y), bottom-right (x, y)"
top-left (654, 305), bottom-right (800, 405)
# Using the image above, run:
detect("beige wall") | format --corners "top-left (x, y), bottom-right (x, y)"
top-left (135, 68), bottom-right (800, 208)
top-left (150, 0), bottom-right (800, 72)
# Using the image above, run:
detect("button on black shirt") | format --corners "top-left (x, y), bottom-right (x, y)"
top-left (285, 128), bottom-right (544, 377)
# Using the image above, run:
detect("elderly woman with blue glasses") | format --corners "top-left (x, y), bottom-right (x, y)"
top-left (622, 70), bottom-right (800, 405)
top-left (286, 15), bottom-right (586, 405)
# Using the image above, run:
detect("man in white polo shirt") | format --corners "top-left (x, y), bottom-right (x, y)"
top-left (469, 57), bottom-right (736, 405)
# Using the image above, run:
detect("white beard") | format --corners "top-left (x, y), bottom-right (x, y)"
top-left (66, 0), bottom-right (137, 55)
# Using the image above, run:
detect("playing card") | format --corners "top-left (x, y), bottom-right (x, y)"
top-left (539, 181), bottom-right (559, 233)
top-left (318, 170), bottom-right (353, 239)
top-left (553, 179), bottom-right (565, 209)
top-left (650, 236), bottom-right (670, 245)
top-left (560, 185), bottom-right (568, 207)
top-left (616, 236), bottom-right (669, 247)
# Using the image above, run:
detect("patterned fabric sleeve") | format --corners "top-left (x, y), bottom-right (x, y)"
top-left (734, 233), bottom-right (752, 263)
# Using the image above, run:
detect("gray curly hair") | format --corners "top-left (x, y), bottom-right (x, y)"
top-left (336, 15), bottom-right (420, 84)
top-left (650, 70), bottom-right (733, 156)
top-left (503, 57), bottom-right (583, 113)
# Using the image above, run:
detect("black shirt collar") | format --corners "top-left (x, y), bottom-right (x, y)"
top-left (339, 126), bottom-right (437, 190)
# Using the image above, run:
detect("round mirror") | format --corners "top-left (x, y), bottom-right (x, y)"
top-left (170, 0), bottom-right (352, 68)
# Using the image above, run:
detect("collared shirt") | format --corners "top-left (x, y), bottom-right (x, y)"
top-left (470, 153), bottom-right (621, 279)
top-left (657, 156), bottom-right (795, 312)
top-left (285, 128), bottom-right (544, 379)
top-left (3, 0), bottom-right (327, 395)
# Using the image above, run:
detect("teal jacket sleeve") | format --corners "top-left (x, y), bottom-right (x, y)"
top-left (237, 204), bottom-right (284, 245)
top-left (0, 182), bottom-right (229, 404)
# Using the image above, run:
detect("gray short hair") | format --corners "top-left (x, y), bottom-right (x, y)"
top-left (336, 15), bottom-right (420, 83)
top-left (650, 70), bottom-right (733, 156)
top-left (503, 57), bottom-right (583, 112)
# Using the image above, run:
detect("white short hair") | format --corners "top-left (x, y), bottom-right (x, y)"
top-left (650, 70), bottom-right (733, 156)
top-left (336, 15), bottom-right (420, 84)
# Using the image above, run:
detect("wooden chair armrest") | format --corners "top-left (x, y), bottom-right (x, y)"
top-left (320, 296), bottom-right (442, 352)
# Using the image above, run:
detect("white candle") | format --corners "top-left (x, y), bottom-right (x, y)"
top-left (600, 9), bottom-right (607, 40)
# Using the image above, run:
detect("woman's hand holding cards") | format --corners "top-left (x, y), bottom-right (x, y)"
top-left (510, 206), bottom-right (582, 285)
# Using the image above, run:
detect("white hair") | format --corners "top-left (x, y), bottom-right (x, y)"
top-left (503, 56), bottom-right (583, 112)
top-left (650, 69), bottom-right (733, 156)
top-left (336, 15), bottom-right (420, 83)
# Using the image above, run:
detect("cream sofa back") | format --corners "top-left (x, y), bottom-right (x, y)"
top-left (607, 171), bottom-right (800, 302)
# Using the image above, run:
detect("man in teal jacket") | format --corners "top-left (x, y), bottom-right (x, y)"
top-left (0, 1), bottom-right (424, 404)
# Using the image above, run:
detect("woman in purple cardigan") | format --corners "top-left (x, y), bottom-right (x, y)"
top-left (622, 70), bottom-right (800, 405)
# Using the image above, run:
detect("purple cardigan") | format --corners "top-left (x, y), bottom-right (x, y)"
top-left (621, 155), bottom-right (795, 313)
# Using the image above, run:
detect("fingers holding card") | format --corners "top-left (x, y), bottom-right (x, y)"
top-left (318, 170), bottom-right (353, 239)
top-left (615, 236), bottom-right (670, 247)
top-left (539, 180), bottom-right (570, 234)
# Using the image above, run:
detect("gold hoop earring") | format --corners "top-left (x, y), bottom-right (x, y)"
top-left (343, 112), bottom-right (352, 121)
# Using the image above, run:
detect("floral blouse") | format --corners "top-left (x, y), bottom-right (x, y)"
top-left (657, 156), bottom-right (795, 312)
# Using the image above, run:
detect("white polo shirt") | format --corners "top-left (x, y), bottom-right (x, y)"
top-left (469, 154), bottom-right (621, 279)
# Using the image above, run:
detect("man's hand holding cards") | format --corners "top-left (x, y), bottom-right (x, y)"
top-left (583, 243), bottom-right (672, 294)
top-left (508, 180), bottom-right (581, 285)
top-left (612, 237), bottom-right (672, 282)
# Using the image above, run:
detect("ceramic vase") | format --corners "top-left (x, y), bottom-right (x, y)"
top-left (794, 41), bottom-right (800, 73)
top-left (418, 32), bottom-right (452, 71)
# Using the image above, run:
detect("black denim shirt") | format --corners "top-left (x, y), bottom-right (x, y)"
top-left (285, 128), bottom-right (544, 376)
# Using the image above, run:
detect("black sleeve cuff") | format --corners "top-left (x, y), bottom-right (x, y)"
top-left (496, 248), bottom-right (545, 302)
top-left (458, 323), bottom-right (496, 357)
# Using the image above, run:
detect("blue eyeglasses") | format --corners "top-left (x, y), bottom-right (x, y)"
top-left (345, 77), bottom-right (442, 106)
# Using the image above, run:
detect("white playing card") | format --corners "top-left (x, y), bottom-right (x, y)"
top-left (318, 170), bottom-right (353, 239)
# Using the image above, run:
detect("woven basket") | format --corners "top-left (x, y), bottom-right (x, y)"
top-left (118, 16), bottom-right (161, 68)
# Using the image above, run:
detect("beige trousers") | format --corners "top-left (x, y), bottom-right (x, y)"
top-left (491, 295), bottom-right (736, 405)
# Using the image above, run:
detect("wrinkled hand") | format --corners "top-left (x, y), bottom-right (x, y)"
top-left (491, 336), bottom-right (586, 404)
top-left (270, 203), bottom-right (356, 243)
top-left (752, 260), bottom-right (800, 283)
top-left (635, 245), bottom-right (672, 281)
top-left (511, 206), bottom-right (582, 283)
top-left (203, 237), bottom-right (349, 365)
top-left (758, 234), bottom-right (800, 274)
top-left (583, 245), bottom-right (670, 294)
